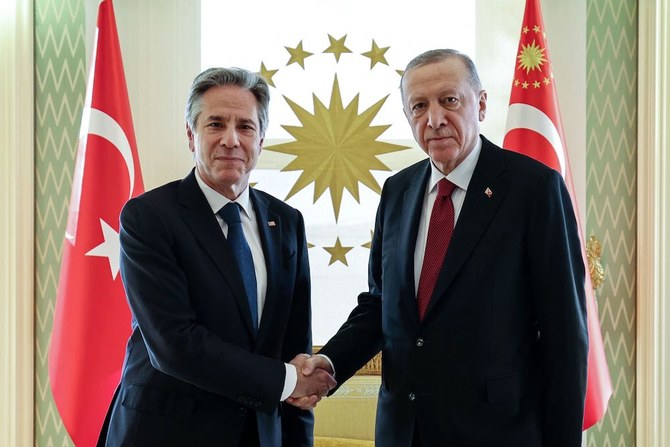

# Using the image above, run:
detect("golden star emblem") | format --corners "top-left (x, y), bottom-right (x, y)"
top-left (533, 25), bottom-right (541, 33)
top-left (265, 76), bottom-right (409, 221)
top-left (323, 34), bottom-right (352, 62)
top-left (517, 40), bottom-right (546, 74)
top-left (285, 41), bottom-right (313, 68)
top-left (361, 39), bottom-right (389, 68)
top-left (533, 81), bottom-right (541, 88)
top-left (323, 237), bottom-right (354, 266)
top-left (258, 62), bottom-right (279, 87)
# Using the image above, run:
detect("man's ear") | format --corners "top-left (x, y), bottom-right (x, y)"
top-left (186, 123), bottom-right (195, 152)
top-left (478, 90), bottom-right (488, 122)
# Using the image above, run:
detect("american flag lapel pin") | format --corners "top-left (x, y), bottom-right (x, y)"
top-left (484, 187), bottom-right (493, 198)
top-left (267, 221), bottom-right (276, 227)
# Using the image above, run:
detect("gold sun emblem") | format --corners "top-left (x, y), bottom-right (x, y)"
top-left (265, 75), bottom-right (409, 221)
top-left (517, 40), bottom-right (546, 74)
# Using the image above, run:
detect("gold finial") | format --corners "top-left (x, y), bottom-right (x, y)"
top-left (586, 235), bottom-right (605, 289)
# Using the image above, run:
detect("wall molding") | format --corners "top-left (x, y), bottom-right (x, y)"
top-left (637, 0), bottom-right (670, 445)
top-left (0, 0), bottom-right (35, 445)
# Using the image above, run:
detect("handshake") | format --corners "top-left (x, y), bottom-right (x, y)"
top-left (286, 353), bottom-right (336, 410)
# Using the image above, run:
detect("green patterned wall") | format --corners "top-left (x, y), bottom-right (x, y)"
top-left (33, 0), bottom-right (638, 445)
top-left (34, 0), bottom-right (85, 445)
top-left (586, 0), bottom-right (637, 446)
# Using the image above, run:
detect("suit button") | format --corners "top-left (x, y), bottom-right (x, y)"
top-left (416, 338), bottom-right (424, 347)
top-left (408, 393), bottom-right (416, 402)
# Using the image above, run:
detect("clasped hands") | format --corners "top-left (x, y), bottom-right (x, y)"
top-left (287, 353), bottom-right (336, 410)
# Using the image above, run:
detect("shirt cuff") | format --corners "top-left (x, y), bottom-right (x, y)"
top-left (280, 363), bottom-right (298, 401)
top-left (315, 353), bottom-right (336, 377)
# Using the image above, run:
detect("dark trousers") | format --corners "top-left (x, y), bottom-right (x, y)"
top-left (239, 413), bottom-right (260, 447)
top-left (412, 420), bottom-right (422, 447)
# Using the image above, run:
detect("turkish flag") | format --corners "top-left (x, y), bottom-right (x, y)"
top-left (48, 1), bottom-right (144, 445)
top-left (503, 0), bottom-right (612, 430)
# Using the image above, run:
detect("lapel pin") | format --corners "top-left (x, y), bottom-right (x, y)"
top-left (484, 187), bottom-right (493, 198)
top-left (267, 221), bottom-right (276, 227)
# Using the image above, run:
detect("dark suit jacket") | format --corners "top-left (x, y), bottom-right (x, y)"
top-left (319, 136), bottom-right (588, 447)
top-left (101, 170), bottom-right (313, 446)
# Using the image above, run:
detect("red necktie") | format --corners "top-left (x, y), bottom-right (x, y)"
top-left (416, 178), bottom-right (457, 320)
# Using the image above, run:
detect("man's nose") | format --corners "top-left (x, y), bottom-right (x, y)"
top-left (427, 105), bottom-right (448, 130)
top-left (219, 128), bottom-right (239, 148)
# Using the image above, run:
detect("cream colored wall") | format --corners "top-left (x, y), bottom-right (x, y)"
top-left (544, 0), bottom-right (587, 217)
top-left (637, 0), bottom-right (670, 445)
top-left (0, 0), bottom-right (34, 446)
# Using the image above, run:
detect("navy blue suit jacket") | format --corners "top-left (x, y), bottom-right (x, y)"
top-left (101, 170), bottom-right (313, 446)
top-left (319, 136), bottom-right (588, 447)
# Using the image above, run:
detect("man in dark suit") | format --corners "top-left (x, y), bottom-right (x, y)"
top-left (100, 67), bottom-right (335, 446)
top-left (292, 49), bottom-right (588, 446)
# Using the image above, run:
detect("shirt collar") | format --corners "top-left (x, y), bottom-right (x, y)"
top-left (427, 136), bottom-right (482, 194)
top-left (194, 170), bottom-right (252, 218)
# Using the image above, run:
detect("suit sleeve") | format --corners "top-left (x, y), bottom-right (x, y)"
top-left (527, 170), bottom-right (588, 445)
top-left (119, 198), bottom-right (286, 412)
top-left (318, 185), bottom-right (387, 385)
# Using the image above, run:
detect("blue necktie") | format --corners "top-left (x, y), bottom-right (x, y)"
top-left (218, 202), bottom-right (258, 332)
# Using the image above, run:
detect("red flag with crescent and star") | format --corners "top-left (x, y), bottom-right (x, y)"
top-left (48, 0), bottom-right (144, 445)
top-left (503, 0), bottom-right (612, 430)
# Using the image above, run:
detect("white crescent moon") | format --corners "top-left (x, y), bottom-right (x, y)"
top-left (65, 27), bottom-right (136, 244)
top-left (504, 103), bottom-right (566, 177)
top-left (84, 106), bottom-right (136, 197)
top-left (65, 107), bottom-right (136, 244)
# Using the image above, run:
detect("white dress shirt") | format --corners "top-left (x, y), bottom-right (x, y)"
top-left (413, 137), bottom-right (482, 296)
top-left (195, 172), bottom-right (297, 401)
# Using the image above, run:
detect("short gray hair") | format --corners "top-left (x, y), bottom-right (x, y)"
top-left (400, 49), bottom-right (482, 100)
top-left (185, 67), bottom-right (270, 136)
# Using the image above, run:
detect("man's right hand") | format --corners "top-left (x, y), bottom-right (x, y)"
top-left (287, 354), bottom-right (336, 410)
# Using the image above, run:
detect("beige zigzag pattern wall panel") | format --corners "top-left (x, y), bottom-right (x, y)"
top-left (586, 0), bottom-right (637, 445)
top-left (34, 0), bottom-right (85, 445)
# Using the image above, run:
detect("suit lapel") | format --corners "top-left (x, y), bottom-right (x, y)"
top-left (425, 138), bottom-right (509, 317)
top-left (177, 171), bottom-right (257, 337)
top-left (250, 190), bottom-right (282, 340)
top-left (398, 162), bottom-right (431, 325)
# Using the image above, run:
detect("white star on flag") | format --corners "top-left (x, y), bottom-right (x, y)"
top-left (85, 218), bottom-right (121, 280)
